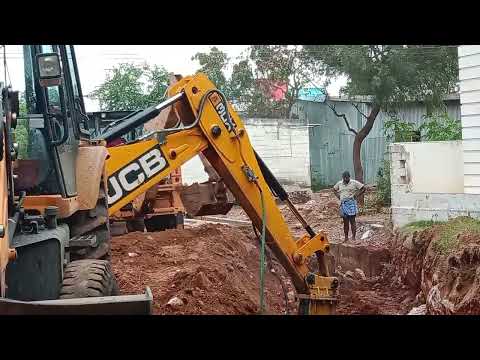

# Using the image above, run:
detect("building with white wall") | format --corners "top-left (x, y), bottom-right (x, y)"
top-left (390, 45), bottom-right (480, 228)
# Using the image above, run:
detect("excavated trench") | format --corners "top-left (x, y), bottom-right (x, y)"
top-left (383, 217), bottom-right (480, 315)
top-left (327, 243), bottom-right (391, 278)
top-left (334, 216), bottom-right (480, 315)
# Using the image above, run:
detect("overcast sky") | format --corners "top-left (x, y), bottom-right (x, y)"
top-left (1, 45), bottom-right (347, 112)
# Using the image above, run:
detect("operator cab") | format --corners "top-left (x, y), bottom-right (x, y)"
top-left (14, 45), bottom-right (89, 197)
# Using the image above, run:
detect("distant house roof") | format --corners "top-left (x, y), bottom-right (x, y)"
top-left (256, 79), bottom-right (287, 101)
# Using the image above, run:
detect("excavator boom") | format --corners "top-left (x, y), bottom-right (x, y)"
top-left (101, 74), bottom-right (338, 313)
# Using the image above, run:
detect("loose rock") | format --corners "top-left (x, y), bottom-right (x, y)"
top-left (287, 291), bottom-right (296, 303)
top-left (361, 230), bottom-right (373, 240)
top-left (407, 304), bottom-right (427, 315)
top-left (345, 270), bottom-right (355, 279)
top-left (167, 296), bottom-right (184, 307)
top-left (354, 268), bottom-right (367, 280)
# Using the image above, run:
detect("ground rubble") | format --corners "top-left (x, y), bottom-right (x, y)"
top-left (110, 186), bottom-right (406, 315)
top-left (111, 223), bottom-right (297, 315)
top-left (112, 186), bottom-right (478, 315)
top-left (385, 217), bottom-right (480, 315)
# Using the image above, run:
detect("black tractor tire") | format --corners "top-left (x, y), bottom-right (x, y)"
top-left (59, 260), bottom-right (119, 299)
top-left (126, 218), bottom-right (145, 233)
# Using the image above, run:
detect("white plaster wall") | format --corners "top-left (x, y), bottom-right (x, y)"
top-left (181, 119), bottom-right (311, 187)
top-left (390, 142), bottom-right (480, 228)
top-left (391, 141), bottom-right (464, 193)
top-left (391, 192), bottom-right (480, 228)
top-left (182, 156), bottom-right (209, 184)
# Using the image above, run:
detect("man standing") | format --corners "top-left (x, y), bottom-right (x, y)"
top-left (333, 171), bottom-right (366, 242)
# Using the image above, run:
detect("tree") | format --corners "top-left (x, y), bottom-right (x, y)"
top-left (192, 46), bottom-right (322, 118)
top-left (192, 47), bottom-right (230, 93)
top-left (248, 45), bottom-right (321, 118)
top-left (305, 45), bottom-right (458, 202)
top-left (91, 63), bottom-right (170, 111)
top-left (227, 59), bottom-right (256, 111)
top-left (144, 65), bottom-right (171, 106)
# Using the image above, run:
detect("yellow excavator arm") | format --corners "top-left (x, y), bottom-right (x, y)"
top-left (103, 73), bottom-right (338, 314)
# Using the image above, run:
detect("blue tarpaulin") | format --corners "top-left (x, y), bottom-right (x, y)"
top-left (298, 88), bottom-right (327, 103)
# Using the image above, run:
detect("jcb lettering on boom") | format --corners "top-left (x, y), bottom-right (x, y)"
top-left (107, 144), bottom-right (168, 206)
top-left (208, 92), bottom-right (236, 132)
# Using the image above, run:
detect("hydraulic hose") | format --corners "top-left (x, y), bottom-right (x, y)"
top-left (257, 185), bottom-right (267, 314)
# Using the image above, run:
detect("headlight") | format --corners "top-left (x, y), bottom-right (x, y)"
top-left (38, 53), bottom-right (61, 78)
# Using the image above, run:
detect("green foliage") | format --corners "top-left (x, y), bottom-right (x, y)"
top-left (91, 63), bottom-right (169, 111)
top-left (14, 93), bottom-right (29, 159)
top-left (192, 47), bottom-right (229, 92)
top-left (402, 220), bottom-right (442, 233)
top-left (432, 217), bottom-right (480, 255)
top-left (248, 45), bottom-right (321, 118)
top-left (304, 45), bottom-right (458, 112)
top-left (402, 217), bottom-right (480, 255)
top-left (384, 119), bottom-right (420, 142)
top-left (145, 65), bottom-right (171, 105)
top-left (375, 160), bottom-right (391, 206)
top-left (15, 120), bottom-right (29, 159)
top-left (419, 112), bottom-right (462, 141)
top-left (192, 45), bottom-right (321, 118)
top-left (384, 111), bottom-right (461, 143)
top-left (228, 59), bottom-right (255, 108)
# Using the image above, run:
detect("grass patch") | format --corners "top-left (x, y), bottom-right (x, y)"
top-left (402, 220), bottom-right (444, 233)
top-left (403, 217), bottom-right (480, 255)
top-left (433, 217), bottom-right (480, 255)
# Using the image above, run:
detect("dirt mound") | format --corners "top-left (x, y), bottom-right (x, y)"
top-left (387, 217), bottom-right (480, 314)
top-left (111, 224), bottom-right (295, 314)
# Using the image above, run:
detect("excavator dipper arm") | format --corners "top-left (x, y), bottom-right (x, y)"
top-left (102, 74), bottom-right (338, 314)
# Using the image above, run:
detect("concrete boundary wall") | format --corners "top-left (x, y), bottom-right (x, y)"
top-left (390, 142), bottom-right (480, 228)
top-left (182, 118), bottom-right (311, 187)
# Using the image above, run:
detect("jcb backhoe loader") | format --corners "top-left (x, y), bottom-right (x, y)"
top-left (0, 45), bottom-right (152, 314)
top-left (0, 45), bottom-right (338, 314)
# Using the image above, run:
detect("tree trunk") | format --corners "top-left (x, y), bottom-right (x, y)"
top-left (353, 103), bottom-right (381, 206)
